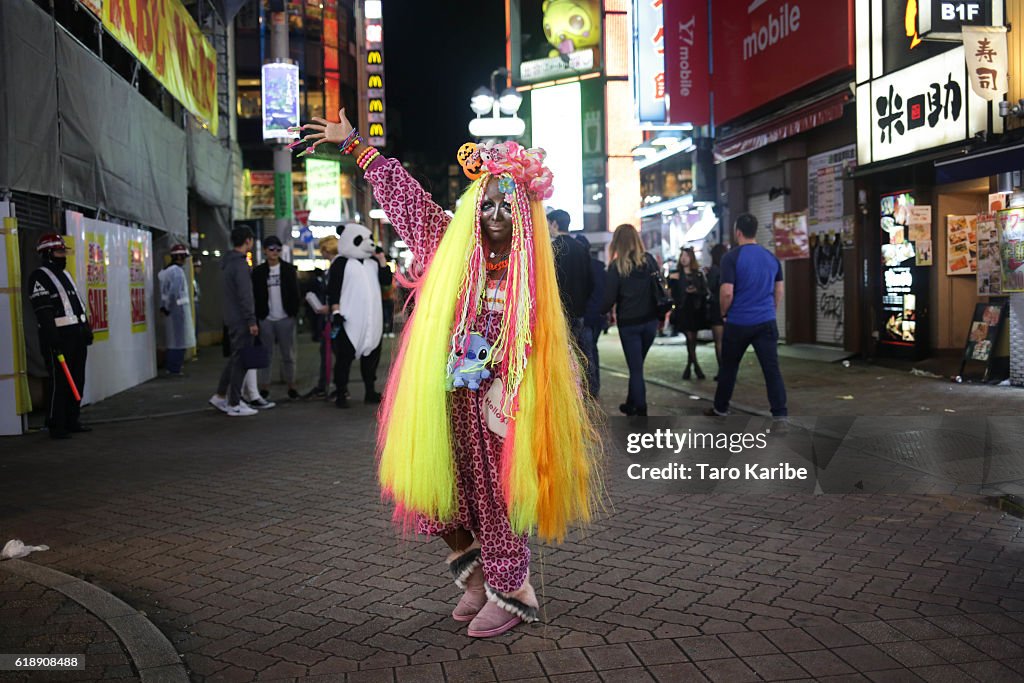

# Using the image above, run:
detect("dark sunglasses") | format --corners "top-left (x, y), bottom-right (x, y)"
top-left (266, 246), bottom-right (282, 252)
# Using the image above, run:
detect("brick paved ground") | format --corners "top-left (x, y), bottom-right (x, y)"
top-left (2, 339), bottom-right (1024, 682)
top-left (0, 572), bottom-right (136, 682)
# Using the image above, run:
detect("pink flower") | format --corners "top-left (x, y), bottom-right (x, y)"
top-left (479, 142), bottom-right (554, 200)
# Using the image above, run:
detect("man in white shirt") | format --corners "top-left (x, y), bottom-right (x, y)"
top-left (251, 235), bottom-right (301, 400)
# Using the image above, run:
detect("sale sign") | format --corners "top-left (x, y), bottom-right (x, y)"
top-left (86, 233), bottom-right (109, 341)
top-left (129, 240), bottom-right (147, 333)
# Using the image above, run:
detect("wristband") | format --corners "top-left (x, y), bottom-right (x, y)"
top-left (357, 149), bottom-right (381, 171)
top-left (356, 146), bottom-right (375, 165)
top-left (339, 129), bottom-right (362, 155)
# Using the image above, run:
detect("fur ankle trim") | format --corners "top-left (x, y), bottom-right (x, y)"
top-left (447, 542), bottom-right (481, 589)
top-left (484, 582), bottom-right (540, 623)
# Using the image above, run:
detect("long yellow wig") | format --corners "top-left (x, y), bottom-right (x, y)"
top-left (377, 173), bottom-right (600, 543)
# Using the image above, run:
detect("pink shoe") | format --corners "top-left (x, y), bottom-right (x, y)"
top-left (468, 573), bottom-right (540, 638)
top-left (447, 542), bottom-right (485, 622)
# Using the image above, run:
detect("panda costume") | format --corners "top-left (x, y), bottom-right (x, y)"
top-left (326, 222), bottom-right (392, 408)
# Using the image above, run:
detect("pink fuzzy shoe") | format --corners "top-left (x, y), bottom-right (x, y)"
top-left (468, 573), bottom-right (540, 638)
top-left (448, 543), bottom-right (486, 622)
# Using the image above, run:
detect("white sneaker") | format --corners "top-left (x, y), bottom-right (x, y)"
top-left (227, 403), bottom-right (258, 417)
top-left (246, 396), bottom-right (276, 410)
top-left (209, 394), bottom-right (229, 413)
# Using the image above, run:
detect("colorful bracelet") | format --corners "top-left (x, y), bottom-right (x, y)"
top-left (338, 130), bottom-right (362, 155)
top-left (357, 149), bottom-right (381, 171)
top-left (356, 147), bottom-right (377, 167)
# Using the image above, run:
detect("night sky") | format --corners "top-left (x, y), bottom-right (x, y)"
top-left (381, 0), bottom-right (506, 166)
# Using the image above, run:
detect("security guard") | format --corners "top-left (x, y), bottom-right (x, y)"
top-left (28, 233), bottom-right (93, 439)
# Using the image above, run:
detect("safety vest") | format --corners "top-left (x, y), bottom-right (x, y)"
top-left (39, 267), bottom-right (88, 328)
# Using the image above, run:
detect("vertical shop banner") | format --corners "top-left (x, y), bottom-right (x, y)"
top-left (999, 208), bottom-right (1024, 293)
top-left (946, 215), bottom-right (978, 275)
top-left (976, 213), bottom-right (1002, 295)
top-left (274, 172), bottom-right (293, 221)
top-left (963, 26), bottom-right (1008, 100)
top-left (634, 0), bottom-right (666, 122)
top-left (663, 0), bottom-right (709, 126)
top-left (305, 159), bottom-right (342, 224)
top-left (261, 63), bottom-right (300, 140)
top-left (772, 211), bottom-right (810, 260)
top-left (102, 0), bottom-right (217, 133)
top-left (86, 232), bottom-right (109, 342)
top-left (129, 240), bottom-right (147, 333)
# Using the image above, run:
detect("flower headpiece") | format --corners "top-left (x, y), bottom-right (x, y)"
top-left (456, 141), bottom-right (554, 201)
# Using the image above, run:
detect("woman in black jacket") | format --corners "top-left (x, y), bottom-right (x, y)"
top-left (602, 224), bottom-right (658, 416)
top-left (668, 247), bottom-right (708, 380)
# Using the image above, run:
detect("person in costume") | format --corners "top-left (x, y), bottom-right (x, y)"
top-left (294, 110), bottom-right (599, 638)
top-left (158, 244), bottom-right (195, 377)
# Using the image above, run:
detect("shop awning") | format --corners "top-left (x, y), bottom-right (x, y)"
top-left (714, 91), bottom-right (851, 162)
top-left (934, 140), bottom-right (1024, 185)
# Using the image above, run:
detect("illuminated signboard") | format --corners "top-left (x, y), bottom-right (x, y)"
top-left (364, 0), bottom-right (386, 147)
top-left (513, 0), bottom-right (603, 84)
top-left (633, 0), bottom-right (665, 122)
top-left (854, 0), bottom-right (1002, 166)
top-left (262, 62), bottom-right (300, 140)
top-left (532, 83), bottom-right (584, 232)
top-left (305, 159), bottom-right (343, 224)
top-left (879, 191), bottom-right (930, 358)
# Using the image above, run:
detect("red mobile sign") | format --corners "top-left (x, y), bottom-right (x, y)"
top-left (664, 0), bottom-right (710, 126)
top-left (712, 0), bottom-right (854, 125)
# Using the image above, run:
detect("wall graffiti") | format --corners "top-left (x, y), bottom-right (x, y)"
top-left (813, 234), bottom-right (844, 345)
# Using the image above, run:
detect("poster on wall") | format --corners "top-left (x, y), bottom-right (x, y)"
top-left (999, 208), bottom-right (1024, 292)
top-left (946, 215), bottom-right (978, 275)
top-left (86, 232), bottom-right (109, 342)
top-left (129, 241), bottom-right (147, 333)
top-left (772, 211), bottom-right (809, 260)
top-left (807, 146), bottom-right (856, 222)
top-left (916, 240), bottom-right (933, 266)
top-left (976, 213), bottom-right (1002, 295)
top-left (907, 206), bottom-right (931, 241)
top-left (959, 301), bottom-right (1008, 381)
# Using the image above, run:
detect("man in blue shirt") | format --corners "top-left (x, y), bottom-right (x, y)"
top-left (705, 213), bottom-right (788, 417)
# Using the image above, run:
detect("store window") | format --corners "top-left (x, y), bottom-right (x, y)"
top-left (237, 87), bottom-right (261, 119)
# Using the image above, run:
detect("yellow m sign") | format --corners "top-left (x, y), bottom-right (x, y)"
top-left (368, 75), bottom-right (383, 89)
top-left (369, 123), bottom-right (384, 137)
top-left (367, 51), bottom-right (382, 65)
top-left (369, 99), bottom-right (384, 113)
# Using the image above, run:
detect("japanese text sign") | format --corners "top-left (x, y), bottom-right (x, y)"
top-left (963, 26), bottom-right (1008, 101)
top-left (634, 0), bottom-right (665, 123)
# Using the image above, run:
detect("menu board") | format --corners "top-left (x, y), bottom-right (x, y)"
top-left (976, 213), bottom-right (1002, 295)
top-left (946, 215), bottom-right (978, 275)
top-left (999, 208), bottom-right (1024, 293)
top-left (879, 191), bottom-right (928, 357)
top-left (959, 300), bottom-right (1008, 380)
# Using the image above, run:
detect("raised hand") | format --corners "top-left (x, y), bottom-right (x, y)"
top-left (289, 108), bottom-right (354, 156)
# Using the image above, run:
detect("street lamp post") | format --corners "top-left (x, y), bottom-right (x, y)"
top-left (468, 68), bottom-right (525, 139)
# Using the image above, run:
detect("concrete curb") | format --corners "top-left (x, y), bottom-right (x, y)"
top-left (0, 559), bottom-right (188, 683)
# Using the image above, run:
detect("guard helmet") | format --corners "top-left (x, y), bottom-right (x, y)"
top-left (170, 244), bottom-right (190, 258)
top-left (37, 233), bottom-right (68, 253)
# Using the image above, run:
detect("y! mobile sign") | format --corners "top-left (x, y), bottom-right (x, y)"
top-left (664, 0), bottom-right (709, 126)
top-left (713, 0), bottom-right (854, 125)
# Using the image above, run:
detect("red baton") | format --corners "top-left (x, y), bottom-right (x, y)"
top-left (56, 354), bottom-right (81, 402)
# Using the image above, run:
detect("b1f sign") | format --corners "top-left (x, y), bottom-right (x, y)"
top-left (919, 0), bottom-right (994, 37)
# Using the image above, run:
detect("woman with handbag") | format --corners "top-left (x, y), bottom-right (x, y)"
top-left (668, 247), bottom-right (708, 380)
top-left (602, 224), bottom-right (662, 417)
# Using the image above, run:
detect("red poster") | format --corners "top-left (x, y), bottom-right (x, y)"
top-left (712, 0), bottom-right (854, 125)
top-left (664, 0), bottom-right (709, 126)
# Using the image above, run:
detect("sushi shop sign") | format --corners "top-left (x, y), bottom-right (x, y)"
top-left (854, 0), bottom-right (1003, 165)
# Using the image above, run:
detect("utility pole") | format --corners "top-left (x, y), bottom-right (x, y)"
top-left (271, 4), bottom-right (292, 243)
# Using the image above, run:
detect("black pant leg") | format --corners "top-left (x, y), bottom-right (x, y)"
top-left (360, 342), bottom-right (382, 395)
top-left (333, 332), bottom-right (356, 401)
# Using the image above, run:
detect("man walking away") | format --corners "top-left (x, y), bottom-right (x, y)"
top-left (252, 235), bottom-right (301, 400)
top-left (28, 234), bottom-right (93, 438)
top-left (547, 209), bottom-right (593, 368)
top-left (705, 213), bottom-right (787, 417)
top-left (210, 226), bottom-right (259, 417)
top-left (158, 244), bottom-right (195, 377)
top-left (574, 234), bottom-right (605, 399)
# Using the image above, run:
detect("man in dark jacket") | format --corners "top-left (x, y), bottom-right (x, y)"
top-left (547, 210), bottom-right (594, 379)
top-left (252, 235), bottom-right (302, 400)
top-left (575, 234), bottom-right (606, 399)
top-left (210, 226), bottom-right (259, 417)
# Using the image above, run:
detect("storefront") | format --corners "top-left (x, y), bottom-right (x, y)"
top-left (852, 0), bottom-right (1023, 380)
top-left (712, 0), bottom-right (858, 347)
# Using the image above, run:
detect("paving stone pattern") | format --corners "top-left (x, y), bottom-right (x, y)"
top-left (1, 342), bottom-right (1023, 682)
top-left (0, 571), bottom-right (137, 682)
